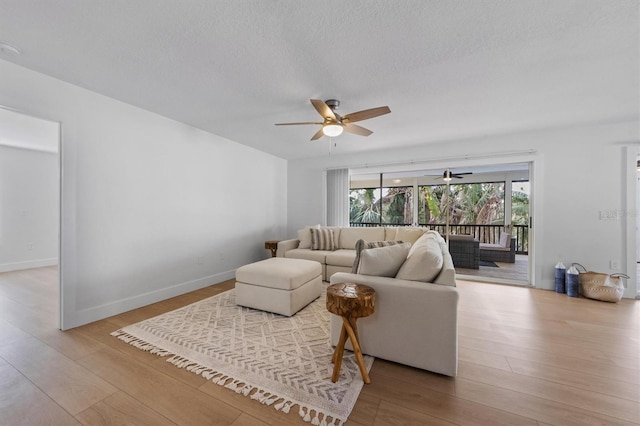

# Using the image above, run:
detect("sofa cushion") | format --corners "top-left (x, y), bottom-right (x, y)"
top-left (285, 248), bottom-right (329, 263)
top-left (339, 227), bottom-right (385, 249)
top-left (297, 225), bottom-right (319, 249)
top-left (356, 243), bottom-right (412, 277)
top-left (396, 233), bottom-right (443, 282)
top-left (480, 243), bottom-right (510, 251)
top-left (311, 227), bottom-right (336, 251)
top-left (384, 227), bottom-right (398, 241)
top-left (395, 227), bottom-right (426, 244)
top-left (325, 249), bottom-right (357, 267)
top-left (235, 258), bottom-right (321, 291)
top-left (499, 232), bottom-right (511, 247)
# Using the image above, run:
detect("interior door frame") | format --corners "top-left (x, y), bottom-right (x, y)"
top-left (0, 105), bottom-right (63, 328)
top-left (624, 145), bottom-right (639, 297)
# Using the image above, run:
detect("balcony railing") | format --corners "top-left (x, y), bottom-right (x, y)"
top-left (349, 223), bottom-right (529, 254)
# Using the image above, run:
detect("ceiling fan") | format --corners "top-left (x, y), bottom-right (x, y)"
top-left (436, 170), bottom-right (473, 181)
top-left (275, 99), bottom-right (391, 141)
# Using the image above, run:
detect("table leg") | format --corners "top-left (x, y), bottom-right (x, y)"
top-left (331, 324), bottom-right (348, 382)
top-left (342, 316), bottom-right (370, 384)
top-left (332, 324), bottom-right (347, 364)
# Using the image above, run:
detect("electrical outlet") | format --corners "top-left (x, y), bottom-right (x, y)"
top-left (196, 256), bottom-right (204, 265)
top-left (610, 260), bottom-right (620, 270)
top-left (27, 243), bottom-right (34, 251)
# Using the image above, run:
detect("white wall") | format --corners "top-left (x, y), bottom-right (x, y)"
top-left (0, 145), bottom-right (58, 271)
top-left (287, 121), bottom-right (639, 297)
top-left (636, 158), bottom-right (640, 263)
top-left (0, 59), bottom-right (288, 329)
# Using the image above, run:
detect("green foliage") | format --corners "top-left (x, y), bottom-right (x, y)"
top-left (349, 186), bottom-right (413, 225)
top-left (350, 180), bottom-right (529, 228)
top-left (349, 188), bottom-right (381, 224)
top-left (417, 182), bottom-right (505, 225)
top-left (511, 190), bottom-right (529, 225)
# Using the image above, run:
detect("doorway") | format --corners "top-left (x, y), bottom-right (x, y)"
top-left (0, 106), bottom-right (60, 327)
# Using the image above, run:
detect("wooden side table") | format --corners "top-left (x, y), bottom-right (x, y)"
top-left (326, 282), bottom-right (376, 384)
top-left (264, 240), bottom-right (280, 257)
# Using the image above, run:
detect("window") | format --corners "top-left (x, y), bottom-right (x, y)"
top-left (349, 169), bottom-right (528, 254)
top-left (511, 180), bottom-right (530, 252)
top-left (418, 182), bottom-right (505, 225)
top-left (349, 185), bottom-right (413, 226)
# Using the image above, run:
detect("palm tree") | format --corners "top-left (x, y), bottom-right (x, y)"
top-left (382, 187), bottom-right (412, 224)
top-left (349, 188), bottom-right (381, 224)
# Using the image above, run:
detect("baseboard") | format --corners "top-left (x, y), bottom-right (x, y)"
top-left (64, 269), bottom-right (236, 330)
top-left (0, 258), bottom-right (58, 273)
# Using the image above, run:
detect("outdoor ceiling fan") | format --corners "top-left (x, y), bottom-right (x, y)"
top-left (437, 170), bottom-right (473, 182)
top-left (275, 99), bottom-right (391, 141)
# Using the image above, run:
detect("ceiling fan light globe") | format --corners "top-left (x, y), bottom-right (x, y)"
top-left (322, 124), bottom-right (343, 137)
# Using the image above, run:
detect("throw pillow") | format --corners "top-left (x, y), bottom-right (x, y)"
top-left (396, 234), bottom-right (443, 282)
top-left (310, 227), bottom-right (336, 251)
top-left (499, 232), bottom-right (511, 247)
top-left (356, 243), bottom-right (412, 277)
top-left (352, 239), bottom-right (405, 273)
top-left (297, 225), bottom-right (319, 249)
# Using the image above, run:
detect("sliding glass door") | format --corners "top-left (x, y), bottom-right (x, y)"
top-left (349, 163), bottom-right (532, 285)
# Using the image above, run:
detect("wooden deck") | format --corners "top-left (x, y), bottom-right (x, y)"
top-left (455, 254), bottom-right (529, 284)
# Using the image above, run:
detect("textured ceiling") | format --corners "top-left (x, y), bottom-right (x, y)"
top-left (0, 0), bottom-right (637, 160)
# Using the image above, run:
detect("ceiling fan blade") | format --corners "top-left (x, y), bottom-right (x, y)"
top-left (310, 99), bottom-right (337, 121)
top-left (438, 170), bottom-right (473, 179)
top-left (342, 106), bottom-right (391, 123)
top-left (310, 128), bottom-right (325, 141)
top-left (274, 122), bottom-right (323, 126)
top-left (452, 172), bottom-right (473, 179)
top-left (344, 123), bottom-right (373, 137)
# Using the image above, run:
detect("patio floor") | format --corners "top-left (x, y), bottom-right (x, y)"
top-left (455, 254), bottom-right (529, 283)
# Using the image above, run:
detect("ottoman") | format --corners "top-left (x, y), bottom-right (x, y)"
top-left (235, 257), bottom-right (322, 316)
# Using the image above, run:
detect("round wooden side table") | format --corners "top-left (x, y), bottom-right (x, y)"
top-left (326, 282), bottom-right (376, 384)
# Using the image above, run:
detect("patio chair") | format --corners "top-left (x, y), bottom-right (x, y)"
top-left (479, 232), bottom-right (516, 263)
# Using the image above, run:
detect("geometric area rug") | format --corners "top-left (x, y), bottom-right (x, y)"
top-left (111, 286), bottom-right (374, 426)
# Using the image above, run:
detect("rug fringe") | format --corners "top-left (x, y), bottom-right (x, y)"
top-left (110, 330), bottom-right (171, 356)
top-left (111, 328), bottom-right (346, 425)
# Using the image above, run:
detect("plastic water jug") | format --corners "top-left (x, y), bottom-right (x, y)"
top-left (566, 264), bottom-right (580, 297)
top-left (554, 262), bottom-right (566, 293)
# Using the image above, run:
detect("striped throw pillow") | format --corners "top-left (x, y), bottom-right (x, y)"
top-left (352, 239), bottom-right (405, 273)
top-left (310, 227), bottom-right (336, 251)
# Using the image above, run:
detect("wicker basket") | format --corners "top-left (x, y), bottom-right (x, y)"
top-left (578, 270), bottom-right (628, 303)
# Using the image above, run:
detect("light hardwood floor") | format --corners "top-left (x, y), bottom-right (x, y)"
top-left (1, 266), bottom-right (638, 425)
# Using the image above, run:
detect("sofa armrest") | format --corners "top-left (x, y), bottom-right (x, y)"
top-left (329, 272), bottom-right (459, 376)
top-left (276, 239), bottom-right (299, 257)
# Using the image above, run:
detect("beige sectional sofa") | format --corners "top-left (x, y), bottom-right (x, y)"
top-left (278, 226), bottom-right (459, 376)
top-left (277, 226), bottom-right (432, 281)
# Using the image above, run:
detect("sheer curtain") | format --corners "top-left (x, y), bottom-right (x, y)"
top-left (326, 168), bottom-right (349, 227)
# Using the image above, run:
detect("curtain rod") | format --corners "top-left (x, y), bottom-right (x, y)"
top-left (325, 149), bottom-right (537, 171)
